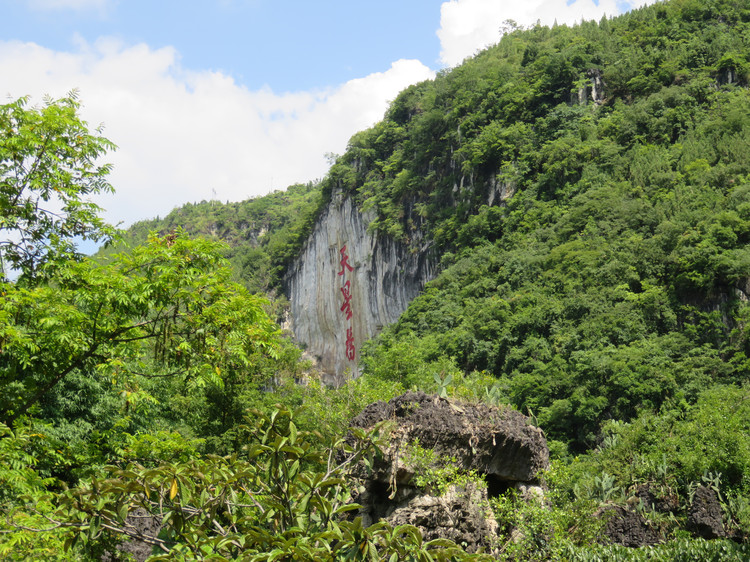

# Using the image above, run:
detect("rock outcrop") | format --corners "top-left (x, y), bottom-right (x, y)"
top-left (386, 481), bottom-right (498, 554)
top-left (351, 391), bottom-right (549, 484)
top-left (104, 508), bottom-right (162, 562)
top-left (347, 392), bottom-right (549, 553)
top-left (574, 68), bottom-right (607, 105)
top-left (601, 505), bottom-right (662, 547)
top-left (283, 191), bottom-right (434, 384)
top-left (688, 485), bottom-right (726, 539)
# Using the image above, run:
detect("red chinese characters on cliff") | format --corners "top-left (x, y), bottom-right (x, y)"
top-left (345, 327), bottom-right (355, 361)
top-left (340, 280), bottom-right (353, 320)
top-left (338, 245), bottom-right (353, 276)
top-left (338, 245), bottom-right (355, 361)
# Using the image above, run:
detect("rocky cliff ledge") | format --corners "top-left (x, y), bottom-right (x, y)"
top-left (283, 190), bottom-right (434, 383)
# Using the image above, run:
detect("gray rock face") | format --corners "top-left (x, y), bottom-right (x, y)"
top-left (385, 482), bottom-right (498, 554)
top-left (105, 507), bottom-right (162, 562)
top-left (283, 191), bottom-right (434, 384)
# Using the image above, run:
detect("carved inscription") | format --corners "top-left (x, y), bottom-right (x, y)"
top-left (338, 245), bottom-right (355, 361)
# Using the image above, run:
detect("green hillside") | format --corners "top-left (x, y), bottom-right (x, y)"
top-left (2, 0), bottom-right (750, 558)
top-left (349, 0), bottom-right (750, 551)
top-left (103, 181), bottom-right (323, 296)
top-left (340, 0), bottom-right (750, 446)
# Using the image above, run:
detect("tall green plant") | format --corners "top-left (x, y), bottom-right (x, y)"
top-left (0, 231), bottom-right (280, 426)
top-left (0, 92), bottom-right (116, 280)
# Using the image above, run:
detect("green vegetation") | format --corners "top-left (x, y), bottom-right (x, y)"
top-left (353, 0), bottom-right (750, 452)
top-left (2, 0), bottom-right (750, 558)
top-left (0, 91), bottom-right (116, 280)
top-left (0, 94), bottom-right (468, 560)
top-left (106, 182), bottom-right (323, 295)
top-left (344, 0), bottom-right (750, 554)
top-left (326, 0), bottom-right (750, 250)
top-left (562, 539), bottom-right (750, 561)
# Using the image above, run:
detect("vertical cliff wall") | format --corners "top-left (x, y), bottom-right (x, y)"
top-left (283, 190), bottom-right (434, 384)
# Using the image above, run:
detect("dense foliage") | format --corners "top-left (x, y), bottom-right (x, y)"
top-left (326, 0), bottom-right (750, 245)
top-left (3, 0), bottom-right (750, 559)
top-left (0, 91), bottom-right (116, 280)
top-left (106, 182), bottom-right (323, 295)
top-left (353, 0), bottom-right (750, 453)
top-left (0, 96), bottom-right (466, 561)
top-left (342, 0), bottom-right (750, 553)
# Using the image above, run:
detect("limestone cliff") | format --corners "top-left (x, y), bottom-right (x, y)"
top-left (283, 190), bottom-right (434, 383)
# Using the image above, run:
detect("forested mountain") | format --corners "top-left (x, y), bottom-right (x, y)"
top-left (2, 0), bottom-right (750, 559)
top-left (349, 0), bottom-right (750, 453)
top-left (103, 181), bottom-right (323, 296)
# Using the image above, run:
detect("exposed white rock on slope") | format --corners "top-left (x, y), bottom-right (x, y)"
top-left (283, 190), bottom-right (433, 384)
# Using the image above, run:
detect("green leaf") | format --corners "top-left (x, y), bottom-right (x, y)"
top-left (117, 502), bottom-right (129, 522)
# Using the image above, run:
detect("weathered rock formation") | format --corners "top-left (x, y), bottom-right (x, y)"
top-left (104, 507), bottom-right (162, 562)
top-left (351, 391), bottom-right (550, 483)
top-left (688, 485), bottom-right (726, 539)
top-left (601, 483), bottom-right (740, 547)
top-left (283, 191), bottom-right (434, 383)
top-left (386, 481), bottom-right (498, 553)
top-left (347, 392), bottom-right (549, 553)
top-left (574, 68), bottom-right (607, 105)
top-left (601, 505), bottom-right (662, 548)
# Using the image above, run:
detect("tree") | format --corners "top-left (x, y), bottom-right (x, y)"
top-left (0, 231), bottom-right (281, 425)
top-left (0, 92), bottom-right (116, 280)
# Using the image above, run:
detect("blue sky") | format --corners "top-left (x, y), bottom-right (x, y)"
top-left (6, 1), bottom-right (444, 92)
top-left (1, 0), bottom-right (658, 227)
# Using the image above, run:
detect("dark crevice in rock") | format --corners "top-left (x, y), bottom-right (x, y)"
top-left (486, 474), bottom-right (512, 499)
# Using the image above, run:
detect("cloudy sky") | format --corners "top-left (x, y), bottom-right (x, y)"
top-left (2, 0), bottom-right (658, 227)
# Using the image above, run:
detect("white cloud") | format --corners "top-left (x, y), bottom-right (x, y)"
top-left (0, 39), bottom-right (434, 226)
top-left (2, 0), bottom-right (665, 229)
top-left (438, 0), bottom-right (662, 67)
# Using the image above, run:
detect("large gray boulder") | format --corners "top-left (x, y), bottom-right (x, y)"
top-left (348, 391), bottom-right (549, 553)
